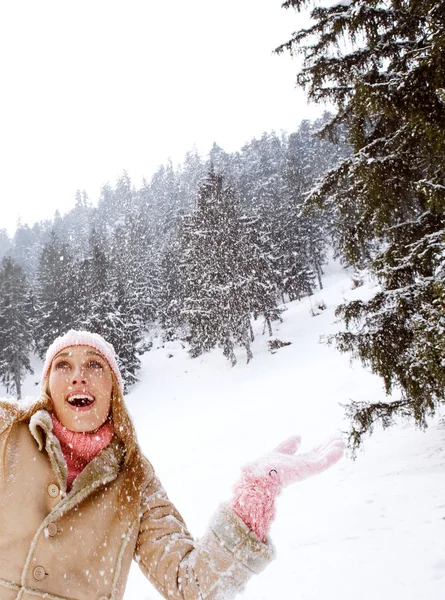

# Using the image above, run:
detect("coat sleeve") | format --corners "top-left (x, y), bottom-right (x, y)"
top-left (134, 475), bottom-right (275, 600)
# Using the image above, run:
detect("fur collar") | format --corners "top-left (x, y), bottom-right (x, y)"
top-left (29, 409), bottom-right (125, 504)
top-left (29, 409), bottom-right (67, 490)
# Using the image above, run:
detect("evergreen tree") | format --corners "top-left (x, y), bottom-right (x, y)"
top-left (114, 171), bottom-right (135, 222)
top-left (238, 133), bottom-right (288, 297)
top-left (95, 173), bottom-right (135, 236)
top-left (34, 231), bottom-right (78, 356)
top-left (238, 130), bottom-right (320, 303)
top-left (178, 149), bottom-right (207, 213)
top-left (182, 168), bottom-right (253, 365)
top-left (75, 229), bottom-right (109, 324)
top-left (241, 214), bottom-right (282, 335)
top-left (277, 0), bottom-right (445, 451)
top-left (0, 257), bottom-right (34, 399)
top-left (83, 278), bottom-right (143, 390)
top-left (281, 125), bottom-right (327, 295)
top-left (62, 190), bottom-right (92, 261)
top-left (0, 229), bottom-right (12, 264)
top-left (208, 143), bottom-right (235, 183)
top-left (146, 161), bottom-right (181, 238)
top-left (12, 223), bottom-right (46, 277)
top-left (81, 232), bottom-right (143, 390)
top-left (238, 131), bottom-right (285, 216)
top-left (158, 215), bottom-right (188, 339)
top-left (110, 211), bottom-right (158, 329)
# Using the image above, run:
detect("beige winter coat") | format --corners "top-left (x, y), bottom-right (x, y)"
top-left (0, 405), bottom-right (274, 600)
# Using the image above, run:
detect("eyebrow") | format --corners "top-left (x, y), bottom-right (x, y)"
top-left (54, 350), bottom-right (104, 359)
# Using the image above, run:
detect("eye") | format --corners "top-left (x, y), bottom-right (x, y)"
top-left (54, 360), bottom-right (69, 370)
top-left (87, 360), bottom-right (103, 369)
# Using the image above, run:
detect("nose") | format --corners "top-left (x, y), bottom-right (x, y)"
top-left (71, 365), bottom-right (87, 386)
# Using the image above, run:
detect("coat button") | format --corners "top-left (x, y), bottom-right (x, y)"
top-left (47, 523), bottom-right (58, 537)
top-left (47, 483), bottom-right (59, 498)
top-left (33, 566), bottom-right (46, 580)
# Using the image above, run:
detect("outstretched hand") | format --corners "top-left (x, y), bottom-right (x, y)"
top-left (244, 434), bottom-right (345, 488)
top-left (231, 435), bottom-right (345, 542)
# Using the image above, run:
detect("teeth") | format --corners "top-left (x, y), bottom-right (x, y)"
top-left (67, 394), bottom-right (95, 407)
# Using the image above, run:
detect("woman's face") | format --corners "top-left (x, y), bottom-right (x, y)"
top-left (48, 345), bottom-right (113, 432)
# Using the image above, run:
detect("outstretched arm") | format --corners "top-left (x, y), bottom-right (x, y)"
top-left (135, 435), bottom-right (344, 600)
top-left (135, 475), bottom-right (274, 600)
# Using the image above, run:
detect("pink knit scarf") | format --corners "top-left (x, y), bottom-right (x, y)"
top-left (51, 414), bottom-right (114, 491)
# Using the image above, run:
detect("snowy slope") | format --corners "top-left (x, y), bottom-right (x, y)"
top-left (4, 260), bottom-right (445, 599)
top-left (123, 262), bottom-right (445, 600)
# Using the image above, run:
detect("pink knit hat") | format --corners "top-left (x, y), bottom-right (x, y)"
top-left (41, 330), bottom-right (123, 394)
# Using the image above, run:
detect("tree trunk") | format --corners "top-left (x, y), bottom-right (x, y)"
top-left (14, 350), bottom-right (21, 400)
top-left (316, 262), bottom-right (323, 290)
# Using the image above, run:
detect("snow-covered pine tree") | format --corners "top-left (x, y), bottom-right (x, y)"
top-left (208, 143), bottom-right (235, 183)
top-left (177, 149), bottom-right (207, 214)
top-left (12, 222), bottom-right (47, 278)
top-left (281, 123), bottom-right (326, 297)
top-left (62, 190), bottom-right (92, 261)
top-left (0, 256), bottom-right (34, 399)
top-left (110, 209), bottom-right (158, 330)
top-left (75, 229), bottom-right (109, 323)
top-left (145, 161), bottom-right (182, 239)
top-left (83, 289), bottom-right (139, 390)
top-left (238, 131), bottom-right (285, 216)
top-left (81, 231), bottom-right (143, 390)
top-left (94, 173), bottom-right (135, 237)
top-left (34, 231), bottom-right (78, 357)
top-left (95, 184), bottom-right (116, 237)
top-left (275, 187), bottom-right (316, 303)
top-left (240, 214), bottom-right (282, 336)
top-left (238, 130), bottom-right (318, 302)
top-left (157, 214), bottom-right (188, 340)
top-left (237, 133), bottom-right (288, 296)
top-left (0, 229), bottom-right (12, 264)
top-left (277, 0), bottom-right (445, 451)
top-left (182, 168), bottom-right (253, 365)
top-left (100, 278), bottom-right (143, 390)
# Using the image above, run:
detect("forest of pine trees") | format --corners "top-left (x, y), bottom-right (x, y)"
top-left (2, 0), bottom-right (442, 453)
top-left (0, 115), bottom-right (347, 397)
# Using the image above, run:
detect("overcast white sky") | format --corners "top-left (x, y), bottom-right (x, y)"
top-left (0, 0), bottom-right (323, 235)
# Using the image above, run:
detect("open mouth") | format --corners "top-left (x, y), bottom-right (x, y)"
top-left (66, 394), bottom-right (95, 410)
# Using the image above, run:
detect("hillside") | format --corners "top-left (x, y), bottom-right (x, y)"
top-left (123, 260), bottom-right (445, 599)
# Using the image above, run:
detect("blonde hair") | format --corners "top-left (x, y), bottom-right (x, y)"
top-left (107, 372), bottom-right (148, 518)
top-left (0, 373), bottom-right (147, 519)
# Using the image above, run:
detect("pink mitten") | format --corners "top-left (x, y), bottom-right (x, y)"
top-left (231, 435), bottom-right (345, 542)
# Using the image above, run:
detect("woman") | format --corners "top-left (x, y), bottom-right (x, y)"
top-left (0, 330), bottom-right (344, 600)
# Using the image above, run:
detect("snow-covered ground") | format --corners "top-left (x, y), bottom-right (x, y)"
top-left (8, 260), bottom-right (445, 599)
